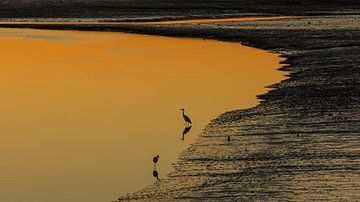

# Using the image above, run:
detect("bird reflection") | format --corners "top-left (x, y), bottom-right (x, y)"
top-left (153, 170), bottom-right (159, 180)
top-left (182, 125), bottom-right (192, 140)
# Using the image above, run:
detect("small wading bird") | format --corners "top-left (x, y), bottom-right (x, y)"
top-left (153, 155), bottom-right (160, 174)
top-left (153, 155), bottom-right (160, 164)
top-left (180, 108), bottom-right (192, 126)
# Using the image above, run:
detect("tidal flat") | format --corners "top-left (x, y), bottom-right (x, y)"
top-left (0, 4), bottom-right (360, 201)
top-left (112, 15), bottom-right (360, 201)
top-left (105, 15), bottom-right (360, 201)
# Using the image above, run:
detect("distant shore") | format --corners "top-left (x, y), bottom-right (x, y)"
top-left (1, 0), bottom-right (359, 20)
top-left (1, 10), bottom-right (360, 201)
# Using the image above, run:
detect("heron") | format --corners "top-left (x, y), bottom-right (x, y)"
top-left (153, 155), bottom-right (159, 164)
top-left (180, 108), bottom-right (192, 125)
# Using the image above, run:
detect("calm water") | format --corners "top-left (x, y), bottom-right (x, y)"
top-left (0, 28), bottom-right (285, 202)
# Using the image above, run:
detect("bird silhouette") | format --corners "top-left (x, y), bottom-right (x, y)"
top-left (180, 108), bottom-right (192, 125)
top-left (182, 125), bottom-right (192, 140)
top-left (153, 155), bottom-right (159, 164)
top-left (153, 170), bottom-right (159, 180)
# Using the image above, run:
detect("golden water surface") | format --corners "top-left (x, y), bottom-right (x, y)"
top-left (0, 28), bottom-right (285, 202)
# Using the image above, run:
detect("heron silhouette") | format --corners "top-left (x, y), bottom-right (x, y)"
top-left (153, 155), bottom-right (159, 164)
top-left (182, 125), bottom-right (192, 140)
top-left (180, 108), bottom-right (192, 126)
top-left (153, 155), bottom-right (159, 170)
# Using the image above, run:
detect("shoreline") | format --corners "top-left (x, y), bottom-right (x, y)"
top-left (113, 14), bottom-right (360, 200)
top-left (1, 14), bottom-right (360, 200)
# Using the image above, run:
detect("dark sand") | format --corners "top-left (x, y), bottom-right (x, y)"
top-left (1, 2), bottom-right (360, 201)
top-left (1, 0), bottom-right (360, 20)
top-left (114, 15), bottom-right (360, 200)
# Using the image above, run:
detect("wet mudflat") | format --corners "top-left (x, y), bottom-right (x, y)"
top-left (0, 28), bottom-right (284, 202)
top-left (114, 15), bottom-right (360, 201)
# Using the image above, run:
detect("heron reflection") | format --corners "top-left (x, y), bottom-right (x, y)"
top-left (182, 125), bottom-right (192, 140)
top-left (153, 170), bottom-right (159, 180)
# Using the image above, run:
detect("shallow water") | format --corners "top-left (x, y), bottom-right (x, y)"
top-left (0, 28), bottom-right (285, 202)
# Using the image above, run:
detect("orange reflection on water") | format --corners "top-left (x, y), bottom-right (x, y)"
top-left (0, 28), bottom-right (285, 202)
